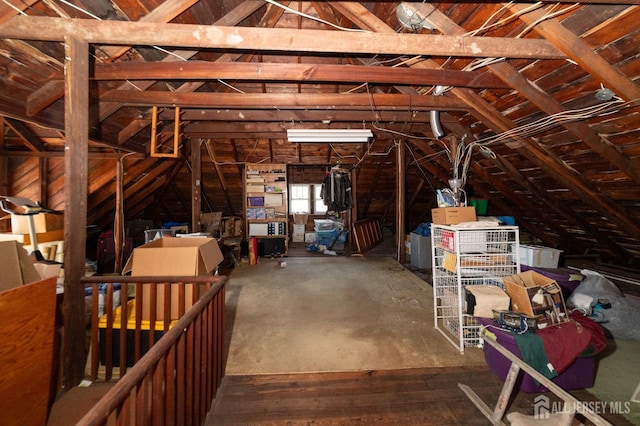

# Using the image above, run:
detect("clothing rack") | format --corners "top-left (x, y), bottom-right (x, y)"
top-left (321, 166), bottom-right (353, 213)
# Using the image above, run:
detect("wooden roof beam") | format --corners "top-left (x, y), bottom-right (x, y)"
top-left (91, 61), bottom-right (511, 89)
top-left (101, 92), bottom-right (470, 110)
top-left (0, 17), bottom-right (566, 60)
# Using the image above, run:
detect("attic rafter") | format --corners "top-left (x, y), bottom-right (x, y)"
top-left (418, 5), bottom-right (640, 189)
top-left (113, 1), bottom-right (279, 144)
top-left (376, 5), bottom-right (640, 246)
top-left (96, 0), bottom-right (203, 63)
top-left (0, 16), bottom-right (567, 59)
top-left (90, 61), bottom-right (511, 89)
top-left (0, 0), bottom-right (37, 25)
top-left (26, 1), bottom-right (266, 118)
top-left (455, 85), bottom-right (640, 242)
top-left (183, 122), bottom-right (433, 138)
top-left (336, 2), bottom-right (640, 250)
top-left (508, 3), bottom-right (640, 102)
top-left (25, 0), bottom-right (207, 116)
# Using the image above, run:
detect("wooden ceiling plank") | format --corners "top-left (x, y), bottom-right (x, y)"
top-left (0, 0), bottom-right (38, 25)
top-left (98, 0), bottom-right (202, 62)
top-left (26, 80), bottom-right (65, 117)
top-left (508, 4), bottom-right (640, 102)
top-left (346, 2), bottom-right (640, 246)
top-left (411, 137), bottom-right (573, 248)
top-left (101, 91), bottom-right (470, 110)
top-left (489, 60), bottom-right (640, 185)
top-left (0, 16), bottom-right (566, 59)
top-left (4, 117), bottom-right (45, 151)
top-left (420, 6), bottom-right (640, 187)
top-left (452, 85), bottom-right (640, 241)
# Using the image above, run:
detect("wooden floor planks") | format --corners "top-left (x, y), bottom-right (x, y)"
top-left (207, 366), bottom-right (633, 425)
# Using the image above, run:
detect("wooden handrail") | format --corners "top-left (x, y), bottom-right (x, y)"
top-left (77, 275), bottom-right (227, 426)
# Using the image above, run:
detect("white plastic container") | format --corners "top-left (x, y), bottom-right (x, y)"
top-left (518, 244), bottom-right (562, 268)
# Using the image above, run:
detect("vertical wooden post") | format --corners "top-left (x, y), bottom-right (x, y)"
top-left (39, 157), bottom-right (48, 206)
top-left (62, 35), bottom-right (89, 388)
top-left (191, 138), bottom-right (202, 233)
top-left (396, 141), bottom-right (406, 264)
top-left (114, 157), bottom-right (124, 273)
top-left (350, 169), bottom-right (358, 223)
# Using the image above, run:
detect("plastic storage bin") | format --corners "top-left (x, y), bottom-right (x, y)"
top-left (517, 244), bottom-right (563, 268)
top-left (314, 219), bottom-right (335, 231)
top-left (477, 318), bottom-right (596, 393)
top-left (410, 232), bottom-right (431, 269)
top-left (98, 300), bottom-right (177, 367)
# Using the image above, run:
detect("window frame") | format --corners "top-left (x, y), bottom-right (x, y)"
top-left (289, 183), bottom-right (326, 215)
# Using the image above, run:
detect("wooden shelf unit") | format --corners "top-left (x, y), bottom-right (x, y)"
top-left (244, 163), bottom-right (288, 256)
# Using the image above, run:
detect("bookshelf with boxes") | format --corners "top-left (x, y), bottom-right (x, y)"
top-left (244, 163), bottom-right (288, 256)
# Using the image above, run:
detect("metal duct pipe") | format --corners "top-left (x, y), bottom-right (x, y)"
top-left (430, 110), bottom-right (445, 138)
top-left (430, 85), bottom-right (447, 139)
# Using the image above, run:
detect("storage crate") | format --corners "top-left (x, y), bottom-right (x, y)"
top-left (316, 229), bottom-right (347, 242)
top-left (516, 244), bottom-right (562, 268)
top-left (314, 219), bottom-right (335, 231)
top-left (98, 300), bottom-right (177, 367)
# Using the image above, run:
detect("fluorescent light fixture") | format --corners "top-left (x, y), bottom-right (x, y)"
top-left (287, 129), bottom-right (373, 143)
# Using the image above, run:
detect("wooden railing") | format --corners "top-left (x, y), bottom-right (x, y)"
top-left (76, 275), bottom-right (227, 426)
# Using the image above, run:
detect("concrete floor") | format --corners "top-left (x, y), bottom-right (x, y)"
top-left (223, 255), bottom-right (486, 375)
top-left (588, 337), bottom-right (640, 424)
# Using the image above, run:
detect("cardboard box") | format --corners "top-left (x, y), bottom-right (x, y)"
top-left (246, 184), bottom-right (265, 193)
top-left (431, 207), bottom-right (476, 225)
top-left (122, 237), bottom-right (224, 320)
top-left (464, 285), bottom-right (510, 318)
top-left (293, 224), bottom-right (305, 234)
top-left (200, 211), bottom-right (222, 235)
top-left (10, 212), bottom-right (63, 234)
top-left (33, 262), bottom-right (62, 281)
top-left (293, 213), bottom-right (309, 225)
top-left (0, 240), bottom-right (41, 291)
top-left (504, 270), bottom-right (568, 320)
top-left (292, 233), bottom-right (304, 242)
top-left (0, 229), bottom-right (64, 247)
top-left (517, 244), bottom-right (563, 268)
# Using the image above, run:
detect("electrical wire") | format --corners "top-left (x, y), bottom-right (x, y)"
top-left (1, 0), bottom-right (28, 15)
top-left (263, 0), bottom-right (368, 33)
